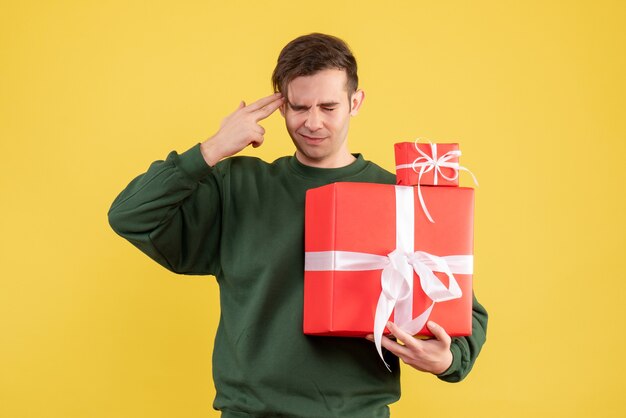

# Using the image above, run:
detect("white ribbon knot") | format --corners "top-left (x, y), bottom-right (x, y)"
top-left (373, 250), bottom-right (466, 371)
top-left (380, 250), bottom-right (413, 302)
top-left (396, 138), bottom-right (478, 223)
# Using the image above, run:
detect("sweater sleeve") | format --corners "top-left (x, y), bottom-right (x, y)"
top-left (108, 143), bottom-right (222, 275)
top-left (436, 292), bottom-right (488, 382)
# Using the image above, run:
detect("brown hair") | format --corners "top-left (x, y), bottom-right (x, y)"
top-left (272, 33), bottom-right (358, 96)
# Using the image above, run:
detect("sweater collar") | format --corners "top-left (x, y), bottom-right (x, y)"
top-left (288, 153), bottom-right (367, 181)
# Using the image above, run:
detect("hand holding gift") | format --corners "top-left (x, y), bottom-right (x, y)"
top-left (366, 320), bottom-right (453, 375)
top-left (303, 183), bottom-right (475, 369)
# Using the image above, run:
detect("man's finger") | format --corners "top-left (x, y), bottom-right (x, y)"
top-left (253, 125), bottom-right (266, 136)
top-left (253, 96), bottom-right (285, 121)
top-left (245, 92), bottom-right (283, 112)
top-left (426, 321), bottom-right (452, 345)
top-left (378, 334), bottom-right (409, 359)
top-left (251, 136), bottom-right (264, 148)
top-left (386, 321), bottom-right (419, 349)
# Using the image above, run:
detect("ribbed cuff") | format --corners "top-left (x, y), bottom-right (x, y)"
top-left (436, 342), bottom-right (462, 379)
top-left (174, 143), bottom-right (213, 181)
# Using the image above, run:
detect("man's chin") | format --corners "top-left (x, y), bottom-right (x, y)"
top-left (295, 149), bottom-right (328, 164)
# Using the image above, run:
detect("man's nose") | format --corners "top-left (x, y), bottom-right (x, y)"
top-left (304, 109), bottom-right (323, 131)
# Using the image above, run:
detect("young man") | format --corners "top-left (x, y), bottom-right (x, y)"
top-left (109, 33), bottom-right (487, 418)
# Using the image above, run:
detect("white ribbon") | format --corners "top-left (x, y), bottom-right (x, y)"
top-left (304, 186), bottom-right (473, 370)
top-left (396, 138), bottom-right (478, 223)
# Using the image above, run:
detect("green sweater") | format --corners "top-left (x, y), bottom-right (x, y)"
top-left (108, 144), bottom-right (488, 418)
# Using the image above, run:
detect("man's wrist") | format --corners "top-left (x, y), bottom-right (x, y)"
top-left (432, 349), bottom-right (454, 375)
top-left (200, 138), bottom-right (223, 167)
top-left (436, 343), bottom-right (461, 378)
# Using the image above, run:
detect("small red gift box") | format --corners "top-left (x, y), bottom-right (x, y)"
top-left (394, 142), bottom-right (460, 186)
top-left (303, 182), bottom-right (474, 344)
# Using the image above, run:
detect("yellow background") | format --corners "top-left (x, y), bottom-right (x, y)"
top-left (1, 1), bottom-right (625, 417)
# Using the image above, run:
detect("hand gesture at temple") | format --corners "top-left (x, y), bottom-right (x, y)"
top-left (201, 92), bottom-right (285, 166)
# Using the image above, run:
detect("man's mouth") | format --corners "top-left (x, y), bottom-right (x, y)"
top-left (300, 134), bottom-right (327, 142)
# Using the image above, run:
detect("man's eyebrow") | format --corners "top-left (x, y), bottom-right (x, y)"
top-left (287, 101), bottom-right (341, 109)
top-left (287, 101), bottom-right (308, 110)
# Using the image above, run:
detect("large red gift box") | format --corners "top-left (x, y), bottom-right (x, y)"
top-left (303, 182), bottom-right (474, 339)
top-left (394, 142), bottom-right (460, 186)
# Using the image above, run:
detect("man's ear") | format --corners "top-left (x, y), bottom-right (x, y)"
top-left (279, 89), bottom-right (287, 117)
top-left (279, 94), bottom-right (286, 117)
top-left (349, 89), bottom-right (365, 116)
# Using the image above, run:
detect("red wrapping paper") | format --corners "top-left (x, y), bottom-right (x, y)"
top-left (395, 142), bottom-right (460, 186)
top-left (303, 182), bottom-right (474, 337)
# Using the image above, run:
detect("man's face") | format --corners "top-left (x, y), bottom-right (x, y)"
top-left (281, 68), bottom-right (364, 168)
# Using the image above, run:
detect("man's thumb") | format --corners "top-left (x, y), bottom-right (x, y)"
top-left (427, 321), bottom-right (451, 344)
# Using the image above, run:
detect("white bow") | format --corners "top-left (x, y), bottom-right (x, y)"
top-left (396, 138), bottom-right (478, 223)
